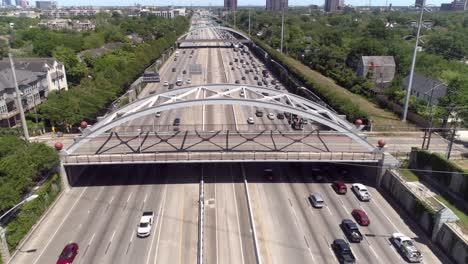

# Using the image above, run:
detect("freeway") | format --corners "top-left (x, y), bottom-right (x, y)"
top-left (10, 13), bottom-right (452, 264)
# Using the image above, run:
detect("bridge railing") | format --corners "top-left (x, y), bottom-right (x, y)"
top-left (62, 151), bottom-right (382, 165)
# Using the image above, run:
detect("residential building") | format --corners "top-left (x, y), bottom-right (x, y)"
top-left (0, 58), bottom-right (68, 127)
top-left (324, 0), bottom-right (342, 12)
top-left (266, 0), bottom-right (287, 11)
top-left (38, 19), bottom-right (96, 31)
top-left (224, 0), bottom-right (237, 11)
top-left (357, 56), bottom-right (396, 90)
top-left (35, 0), bottom-right (55, 9)
top-left (140, 8), bottom-right (186, 19)
top-left (41, 8), bottom-right (108, 18)
top-left (403, 73), bottom-right (447, 106)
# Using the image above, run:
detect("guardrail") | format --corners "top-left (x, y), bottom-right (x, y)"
top-left (62, 151), bottom-right (382, 165)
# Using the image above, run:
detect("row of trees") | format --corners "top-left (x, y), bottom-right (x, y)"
top-left (0, 136), bottom-right (59, 214)
top-left (231, 9), bottom-right (468, 126)
top-left (4, 14), bottom-right (189, 128)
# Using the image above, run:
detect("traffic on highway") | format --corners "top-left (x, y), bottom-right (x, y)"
top-left (8, 11), bottom-right (449, 264)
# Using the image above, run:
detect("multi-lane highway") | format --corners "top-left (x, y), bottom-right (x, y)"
top-left (9, 13), bottom-right (451, 264)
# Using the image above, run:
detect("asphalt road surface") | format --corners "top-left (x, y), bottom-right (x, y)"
top-left (10, 14), bottom-right (452, 264)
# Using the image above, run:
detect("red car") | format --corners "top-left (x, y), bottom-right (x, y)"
top-left (332, 181), bottom-right (347, 194)
top-left (57, 243), bottom-right (79, 264)
top-left (351, 209), bottom-right (370, 226)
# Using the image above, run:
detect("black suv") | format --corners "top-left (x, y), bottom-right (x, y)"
top-left (255, 110), bottom-right (263, 117)
top-left (173, 118), bottom-right (181, 126)
top-left (172, 68), bottom-right (176, 72)
top-left (277, 113), bottom-right (285, 120)
top-left (332, 239), bottom-right (356, 264)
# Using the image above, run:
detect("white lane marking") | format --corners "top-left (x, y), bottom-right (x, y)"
top-left (110, 230), bottom-right (116, 242)
top-left (231, 175), bottom-right (245, 264)
top-left (32, 187), bottom-right (88, 264)
top-left (288, 199), bottom-right (316, 264)
top-left (150, 184), bottom-right (168, 264)
top-left (144, 193), bottom-right (148, 203)
top-left (368, 245), bottom-right (382, 263)
top-left (89, 233), bottom-right (96, 245)
top-left (109, 196), bottom-right (114, 205)
top-left (324, 235), bottom-right (338, 262)
top-left (326, 205), bottom-right (333, 216)
top-left (369, 200), bottom-right (400, 232)
top-left (127, 192), bottom-right (133, 203)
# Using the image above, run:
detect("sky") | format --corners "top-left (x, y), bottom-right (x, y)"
top-left (57, 0), bottom-right (450, 7)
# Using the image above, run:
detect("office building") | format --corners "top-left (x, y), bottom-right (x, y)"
top-left (415, 0), bottom-right (425, 7)
top-left (324, 0), bottom-right (342, 12)
top-left (266, 0), bottom-right (288, 11)
top-left (224, 0), bottom-right (237, 10)
top-left (35, 1), bottom-right (55, 9)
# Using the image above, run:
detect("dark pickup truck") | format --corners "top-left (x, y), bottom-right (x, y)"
top-left (341, 219), bottom-right (363, 243)
top-left (332, 239), bottom-right (356, 264)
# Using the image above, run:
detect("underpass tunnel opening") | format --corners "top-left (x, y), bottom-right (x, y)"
top-left (64, 162), bottom-right (380, 188)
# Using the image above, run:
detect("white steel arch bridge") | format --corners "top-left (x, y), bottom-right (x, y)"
top-left (65, 84), bottom-right (376, 156)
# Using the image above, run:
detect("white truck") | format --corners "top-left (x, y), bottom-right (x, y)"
top-left (137, 211), bottom-right (154, 237)
top-left (391, 233), bottom-right (423, 262)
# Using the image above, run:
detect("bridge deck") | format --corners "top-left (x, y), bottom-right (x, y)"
top-left (177, 39), bottom-right (251, 43)
top-left (63, 151), bottom-right (382, 165)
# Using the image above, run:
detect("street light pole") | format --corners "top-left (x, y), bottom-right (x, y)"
top-left (9, 53), bottom-right (29, 141)
top-left (402, 2), bottom-right (425, 121)
top-left (0, 195), bottom-right (38, 263)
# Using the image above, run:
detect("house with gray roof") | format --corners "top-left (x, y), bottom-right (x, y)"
top-left (356, 56), bottom-right (396, 91)
top-left (403, 73), bottom-right (447, 106)
top-left (0, 57), bottom-right (68, 127)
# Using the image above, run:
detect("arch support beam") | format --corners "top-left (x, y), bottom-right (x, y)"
top-left (66, 84), bottom-right (374, 155)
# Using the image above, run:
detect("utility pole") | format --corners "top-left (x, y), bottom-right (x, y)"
top-left (248, 8), bottom-right (251, 36)
top-left (402, 1), bottom-right (425, 121)
top-left (446, 126), bottom-right (457, 160)
top-left (280, 0), bottom-right (285, 53)
top-left (9, 53), bottom-right (29, 141)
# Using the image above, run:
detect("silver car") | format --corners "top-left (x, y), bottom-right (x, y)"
top-left (309, 193), bottom-right (324, 208)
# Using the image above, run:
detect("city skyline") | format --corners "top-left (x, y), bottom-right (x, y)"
top-left (36, 0), bottom-right (453, 7)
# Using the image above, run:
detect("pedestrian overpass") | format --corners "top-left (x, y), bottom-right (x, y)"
top-left (59, 84), bottom-right (397, 189)
top-left (62, 84), bottom-right (394, 163)
top-left (176, 26), bottom-right (252, 47)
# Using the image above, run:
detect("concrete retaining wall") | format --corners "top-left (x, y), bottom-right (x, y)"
top-left (381, 170), bottom-right (467, 264)
top-left (435, 223), bottom-right (468, 264)
top-left (381, 170), bottom-right (435, 234)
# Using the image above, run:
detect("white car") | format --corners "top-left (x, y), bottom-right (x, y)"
top-left (351, 183), bottom-right (372, 201)
top-left (186, 79), bottom-right (191, 84)
top-left (137, 211), bottom-right (154, 237)
top-left (247, 117), bottom-right (255, 124)
top-left (163, 81), bottom-right (169, 86)
top-left (267, 113), bottom-right (275, 120)
top-left (155, 112), bottom-right (161, 118)
top-left (392, 233), bottom-right (423, 262)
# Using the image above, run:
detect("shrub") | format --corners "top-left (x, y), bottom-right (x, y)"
top-left (5, 173), bottom-right (61, 251)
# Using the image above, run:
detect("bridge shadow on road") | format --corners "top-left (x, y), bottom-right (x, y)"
top-left (66, 162), bottom-right (379, 187)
